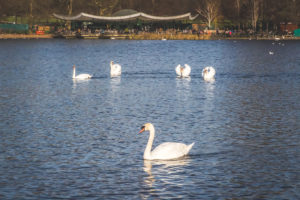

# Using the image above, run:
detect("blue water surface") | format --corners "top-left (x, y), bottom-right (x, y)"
top-left (0, 39), bottom-right (299, 199)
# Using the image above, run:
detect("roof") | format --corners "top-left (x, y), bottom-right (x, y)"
top-left (112, 9), bottom-right (139, 16)
top-left (53, 12), bottom-right (198, 22)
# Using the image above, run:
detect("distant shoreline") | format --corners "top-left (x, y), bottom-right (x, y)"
top-left (0, 34), bottom-right (53, 39)
top-left (1, 33), bottom-right (299, 40)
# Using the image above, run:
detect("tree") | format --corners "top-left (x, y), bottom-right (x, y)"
top-left (68, 0), bottom-right (73, 16)
top-left (250, 0), bottom-right (261, 32)
top-left (195, 0), bottom-right (220, 29)
top-left (235, 0), bottom-right (243, 30)
top-left (29, 0), bottom-right (34, 32)
top-left (94, 0), bottom-right (119, 15)
top-left (152, 0), bottom-right (156, 14)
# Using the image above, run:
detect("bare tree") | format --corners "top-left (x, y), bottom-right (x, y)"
top-left (251, 0), bottom-right (261, 31)
top-left (94, 0), bottom-right (119, 15)
top-left (152, 0), bottom-right (156, 14)
top-left (235, 0), bottom-right (241, 30)
top-left (66, 0), bottom-right (72, 30)
top-left (195, 0), bottom-right (220, 29)
top-left (68, 0), bottom-right (73, 16)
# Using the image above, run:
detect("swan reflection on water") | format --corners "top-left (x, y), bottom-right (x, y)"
top-left (143, 157), bottom-right (191, 188)
top-left (176, 77), bottom-right (191, 91)
top-left (72, 78), bottom-right (91, 91)
top-left (204, 80), bottom-right (215, 99)
top-left (110, 76), bottom-right (121, 91)
top-left (176, 77), bottom-right (191, 101)
top-left (176, 76), bottom-right (191, 87)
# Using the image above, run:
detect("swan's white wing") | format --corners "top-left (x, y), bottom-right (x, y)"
top-left (202, 66), bottom-right (215, 81)
top-left (111, 64), bottom-right (122, 76)
top-left (151, 142), bottom-right (192, 160)
top-left (75, 73), bottom-right (92, 79)
top-left (115, 64), bottom-right (122, 74)
top-left (183, 64), bottom-right (191, 76)
top-left (209, 66), bottom-right (216, 77)
top-left (175, 64), bottom-right (182, 76)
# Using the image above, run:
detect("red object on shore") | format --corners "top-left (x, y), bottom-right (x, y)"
top-left (36, 30), bottom-right (45, 35)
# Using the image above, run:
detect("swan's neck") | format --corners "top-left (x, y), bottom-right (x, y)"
top-left (144, 126), bottom-right (155, 159)
top-left (73, 67), bottom-right (76, 78)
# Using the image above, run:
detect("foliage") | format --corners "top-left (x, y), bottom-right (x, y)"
top-left (0, 0), bottom-right (299, 31)
top-left (195, 0), bottom-right (221, 29)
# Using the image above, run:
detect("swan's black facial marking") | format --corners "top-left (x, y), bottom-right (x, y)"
top-left (139, 126), bottom-right (145, 134)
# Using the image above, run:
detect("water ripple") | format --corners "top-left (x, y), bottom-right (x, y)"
top-left (0, 39), bottom-right (299, 199)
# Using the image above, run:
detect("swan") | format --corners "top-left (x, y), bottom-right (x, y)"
top-left (139, 123), bottom-right (194, 160)
top-left (110, 61), bottom-right (121, 77)
top-left (202, 66), bottom-right (216, 81)
top-left (175, 64), bottom-right (191, 78)
top-left (269, 51), bottom-right (274, 55)
top-left (72, 65), bottom-right (92, 80)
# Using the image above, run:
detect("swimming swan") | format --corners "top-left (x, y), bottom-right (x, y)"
top-left (72, 65), bottom-right (92, 79)
top-left (175, 64), bottom-right (191, 78)
top-left (110, 61), bottom-right (121, 77)
top-left (139, 123), bottom-right (194, 160)
top-left (202, 66), bottom-right (216, 81)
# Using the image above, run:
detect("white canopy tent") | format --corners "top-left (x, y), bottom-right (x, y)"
top-left (53, 12), bottom-right (198, 22)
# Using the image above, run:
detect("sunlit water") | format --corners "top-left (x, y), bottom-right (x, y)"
top-left (0, 39), bottom-right (299, 199)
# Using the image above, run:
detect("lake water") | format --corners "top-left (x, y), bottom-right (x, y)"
top-left (0, 39), bottom-right (299, 199)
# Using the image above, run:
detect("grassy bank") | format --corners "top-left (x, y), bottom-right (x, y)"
top-left (129, 33), bottom-right (211, 40)
top-left (0, 33), bottom-right (299, 40)
top-left (0, 34), bottom-right (53, 39)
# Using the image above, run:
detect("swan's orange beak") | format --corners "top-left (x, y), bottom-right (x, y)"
top-left (139, 126), bottom-right (145, 134)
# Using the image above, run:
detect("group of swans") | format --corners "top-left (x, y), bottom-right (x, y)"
top-left (176, 64), bottom-right (216, 81)
top-left (139, 66), bottom-right (215, 160)
top-left (73, 63), bottom-right (215, 160)
top-left (73, 62), bottom-right (215, 81)
top-left (72, 61), bottom-right (122, 80)
top-left (138, 66), bottom-right (215, 160)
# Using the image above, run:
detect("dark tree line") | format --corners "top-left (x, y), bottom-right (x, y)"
top-left (0, 0), bottom-right (299, 31)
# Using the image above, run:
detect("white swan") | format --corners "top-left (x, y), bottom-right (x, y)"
top-left (110, 61), bottom-right (121, 77)
top-left (139, 123), bottom-right (194, 160)
top-left (202, 66), bottom-right (216, 81)
top-left (269, 51), bottom-right (274, 55)
top-left (175, 64), bottom-right (191, 78)
top-left (72, 65), bottom-right (92, 80)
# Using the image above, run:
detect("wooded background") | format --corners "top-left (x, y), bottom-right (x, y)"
top-left (0, 0), bottom-right (299, 31)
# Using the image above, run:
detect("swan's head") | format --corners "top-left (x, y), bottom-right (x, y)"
top-left (180, 67), bottom-right (184, 72)
top-left (139, 123), bottom-right (154, 133)
top-left (203, 67), bottom-right (215, 76)
top-left (204, 68), bottom-right (209, 74)
top-left (73, 65), bottom-right (76, 69)
top-left (110, 61), bottom-right (114, 66)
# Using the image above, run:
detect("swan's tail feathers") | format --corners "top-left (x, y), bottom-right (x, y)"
top-left (186, 142), bottom-right (195, 154)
